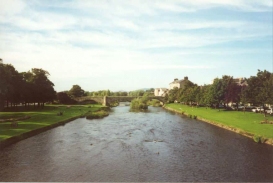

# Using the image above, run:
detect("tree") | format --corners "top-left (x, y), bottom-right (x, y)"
top-left (128, 90), bottom-right (145, 97)
top-left (68, 85), bottom-right (84, 98)
top-left (241, 70), bottom-right (273, 116)
top-left (0, 64), bottom-right (23, 108)
top-left (199, 85), bottom-right (212, 107)
top-left (57, 92), bottom-right (76, 104)
top-left (207, 76), bottom-right (233, 109)
top-left (167, 87), bottom-right (179, 103)
top-left (30, 68), bottom-right (56, 107)
top-left (225, 82), bottom-right (242, 109)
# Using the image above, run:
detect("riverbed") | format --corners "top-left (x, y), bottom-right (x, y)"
top-left (0, 106), bottom-right (272, 181)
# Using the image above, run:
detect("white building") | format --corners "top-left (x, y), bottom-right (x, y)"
top-left (169, 77), bottom-right (190, 90)
top-left (154, 88), bottom-right (168, 97)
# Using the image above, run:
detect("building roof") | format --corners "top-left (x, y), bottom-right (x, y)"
top-left (169, 77), bottom-right (189, 85)
top-left (160, 88), bottom-right (168, 91)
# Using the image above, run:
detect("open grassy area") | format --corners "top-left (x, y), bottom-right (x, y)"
top-left (0, 104), bottom-right (104, 141)
top-left (165, 103), bottom-right (273, 139)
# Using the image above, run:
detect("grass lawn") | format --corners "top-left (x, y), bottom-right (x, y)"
top-left (0, 104), bottom-right (104, 141)
top-left (165, 103), bottom-right (273, 139)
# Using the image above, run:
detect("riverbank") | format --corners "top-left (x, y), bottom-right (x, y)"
top-left (164, 103), bottom-right (273, 146)
top-left (0, 104), bottom-right (106, 149)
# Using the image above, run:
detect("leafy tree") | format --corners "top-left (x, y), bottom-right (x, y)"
top-left (57, 92), bottom-right (76, 104)
top-left (0, 64), bottom-right (56, 110)
top-left (68, 85), bottom-right (85, 98)
top-left (208, 76), bottom-right (233, 108)
top-left (167, 87), bottom-right (179, 103)
top-left (199, 85), bottom-right (212, 107)
top-left (0, 64), bottom-right (23, 108)
top-left (225, 82), bottom-right (242, 109)
top-left (30, 68), bottom-right (56, 107)
top-left (128, 90), bottom-right (145, 97)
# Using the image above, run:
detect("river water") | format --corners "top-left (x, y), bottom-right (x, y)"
top-left (0, 106), bottom-right (273, 182)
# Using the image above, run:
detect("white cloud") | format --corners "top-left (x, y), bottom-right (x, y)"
top-left (0, 0), bottom-right (272, 91)
top-left (0, 0), bottom-right (26, 16)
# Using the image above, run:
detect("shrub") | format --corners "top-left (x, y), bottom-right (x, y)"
top-left (130, 98), bottom-right (148, 110)
top-left (86, 110), bottom-right (109, 119)
top-left (253, 135), bottom-right (266, 143)
top-left (260, 136), bottom-right (266, 143)
top-left (253, 135), bottom-right (260, 143)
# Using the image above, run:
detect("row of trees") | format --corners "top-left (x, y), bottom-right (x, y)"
top-left (0, 63), bottom-right (56, 110)
top-left (57, 86), bottom-right (154, 101)
top-left (166, 70), bottom-right (273, 112)
top-left (56, 86), bottom-right (156, 104)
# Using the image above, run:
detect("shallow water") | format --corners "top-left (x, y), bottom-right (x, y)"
top-left (0, 106), bottom-right (273, 181)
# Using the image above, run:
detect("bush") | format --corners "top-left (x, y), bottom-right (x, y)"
top-left (253, 135), bottom-right (266, 143)
top-left (86, 110), bottom-right (109, 119)
top-left (130, 98), bottom-right (148, 110)
top-left (148, 99), bottom-right (162, 107)
top-left (260, 136), bottom-right (266, 143)
top-left (253, 135), bottom-right (260, 143)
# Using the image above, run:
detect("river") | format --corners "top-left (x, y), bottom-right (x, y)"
top-left (0, 106), bottom-right (273, 181)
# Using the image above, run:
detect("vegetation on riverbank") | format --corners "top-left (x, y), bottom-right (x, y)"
top-left (148, 99), bottom-right (163, 107)
top-left (86, 106), bottom-right (110, 119)
top-left (165, 103), bottom-right (273, 144)
top-left (166, 70), bottom-right (273, 117)
top-left (0, 104), bottom-right (105, 141)
top-left (130, 97), bottom-right (148, 110)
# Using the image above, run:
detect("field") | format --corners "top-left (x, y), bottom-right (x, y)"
top-left (0, 104), bottom-right (104, 141)
top-left (165, 103), bottom-right (273, 139)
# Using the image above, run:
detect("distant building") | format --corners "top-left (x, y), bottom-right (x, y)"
top-left (0, 58), bottom-right (2, 64)
top-left (154, 88), bottom-right (168, 97)
top-left (169, 76), bottom-right (190, 90)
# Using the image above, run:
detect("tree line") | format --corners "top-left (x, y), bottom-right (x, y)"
top-left (166, 70), bottom-right (273, 113)
top-left (0, 63), bottom-right (56, 110)
top-left (56, 86), bottom-right (155, 104)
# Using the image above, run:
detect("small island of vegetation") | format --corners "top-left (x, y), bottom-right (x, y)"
top-left (130, 97), bottom-right (148, 111)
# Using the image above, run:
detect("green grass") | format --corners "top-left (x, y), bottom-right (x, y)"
top-left (165, 103), bottom-right (273, 139)
top-left (86, 110), bottom-right (109, 119)
top-left (0, 104), bottom-right (104, 141)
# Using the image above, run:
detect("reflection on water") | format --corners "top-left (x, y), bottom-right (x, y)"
top-left (0, 106), bottom-right (273, 182)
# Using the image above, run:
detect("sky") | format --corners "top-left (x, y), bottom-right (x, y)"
top-left (0, 0), bottom-right (272, 92)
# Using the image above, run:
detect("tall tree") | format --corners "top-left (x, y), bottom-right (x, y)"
top-left (30, 68), bottom-right (56, 107)
top-left (242, 70), bottom-right (272, 116)
top-left (68, 85), bottom-right (85, 98)
top-left (0, 64), bottom-right (23, 108)
top-left (225, 82), bottom-right (242, 109)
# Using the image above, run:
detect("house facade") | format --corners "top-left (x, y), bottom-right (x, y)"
top-left (154, 88), bottom-right (168, 97)
top-left (169, 76), bottom-right (190, 90)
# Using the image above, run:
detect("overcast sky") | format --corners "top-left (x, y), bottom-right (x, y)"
top-left (0, 0), bottom-right (272, 92)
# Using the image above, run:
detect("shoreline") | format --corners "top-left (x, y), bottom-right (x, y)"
top-left (163, 105), bottom-right (273, 146)
top-left (0, 105), bottom-right (111, 149)
top-left (0, 114), bottom-right (85, 149)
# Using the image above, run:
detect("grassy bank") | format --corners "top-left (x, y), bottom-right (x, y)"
top-left (165, 103), bottom-right (273, 144)
top-left (86, 106), bottom-right (110, 119)
top-left (0, 104), bottom-right (105, 141)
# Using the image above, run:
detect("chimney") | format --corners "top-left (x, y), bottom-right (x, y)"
top-left (184, 76), bottom-right (188, 80)
top-left (174, 78), bottom-right (178, 81)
